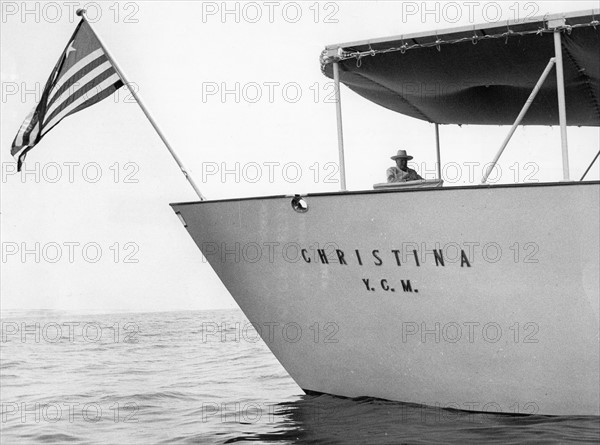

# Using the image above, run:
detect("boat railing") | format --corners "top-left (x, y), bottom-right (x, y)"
top-left (373, 179), bottom-right (444, 190)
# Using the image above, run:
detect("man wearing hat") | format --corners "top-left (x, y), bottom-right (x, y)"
top-left (387, 149), bottom-right (423, 183)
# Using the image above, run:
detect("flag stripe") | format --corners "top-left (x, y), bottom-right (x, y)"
top-left (45, 55), bottom-right (110, 113)
top-left (38, 80), bottom-right (123, 143)
top-left (48, 48), bottom-right (104, 101)
top-left (70, 79), bottom-right (124, 117)
top-left (44, 61), bottom-right (113, 122)
top-left (42, 73), bottom-right (121, 136)
top-left (12, 144), bottom-right (29, 160)
top-left (21, 113), bottom-right (40, 148)
top-left (12, 109), bottom-right (35, 151)
top-left (43, 69), bottom-right (119, 127)
top-left (17, 146), bottom-right (34, 171)
top-left (27, 121), bottom-right (41, 146)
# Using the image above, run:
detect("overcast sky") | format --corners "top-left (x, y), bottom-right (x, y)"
top-left (1, 1), bottom-right (599, 314)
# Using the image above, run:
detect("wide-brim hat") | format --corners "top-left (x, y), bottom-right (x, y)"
top-left (391, 149), bottom-right (413, 160)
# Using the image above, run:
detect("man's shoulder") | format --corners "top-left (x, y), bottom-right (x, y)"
top-left (387, 166), bottom-right (399, 177)
top-left (406, 167), bottom-right (423, 179)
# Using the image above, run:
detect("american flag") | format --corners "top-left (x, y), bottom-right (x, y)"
top-left (11, 19), bottom-right (124, 171)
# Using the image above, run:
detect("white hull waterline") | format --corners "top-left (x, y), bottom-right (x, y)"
top-left (172, 181), bottom-right (600, 416)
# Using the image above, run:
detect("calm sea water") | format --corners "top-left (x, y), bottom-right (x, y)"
top-left (1, 309), bottom-right (598, 444)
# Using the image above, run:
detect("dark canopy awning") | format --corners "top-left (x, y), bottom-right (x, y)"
top-left (321, 11), bottom-right (600, 126)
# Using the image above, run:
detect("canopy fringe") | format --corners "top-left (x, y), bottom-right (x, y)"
top-left (321, 19), bottom-right (599, 66)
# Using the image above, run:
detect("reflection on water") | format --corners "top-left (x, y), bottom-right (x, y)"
top-left (229, 393), bottom-right (600, 444)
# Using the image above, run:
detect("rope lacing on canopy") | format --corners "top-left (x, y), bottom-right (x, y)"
top-left (320, 20), bottom-right (599, 67)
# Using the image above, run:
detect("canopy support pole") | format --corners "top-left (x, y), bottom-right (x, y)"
top-left (580, 149), bottom-right (600, 181)
top-left (481, 57), bottom-right (556, 184)
top-left (553, 27), bottom-right (570, 181)
top-left (435, 124), bottom-right (441, 180)
top-left (333, 62), bottom-right (347, 191)
top-left (77, 9), bottom-right (206, 200)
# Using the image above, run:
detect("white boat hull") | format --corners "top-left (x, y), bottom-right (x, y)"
top-left (171, 182), bottom-right (600, 415)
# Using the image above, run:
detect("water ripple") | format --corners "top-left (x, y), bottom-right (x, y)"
top-left (1, 309), bottom-right (598, 444)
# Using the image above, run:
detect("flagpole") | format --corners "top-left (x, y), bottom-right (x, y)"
top-left (76, 9), bottom-right (206, 201)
